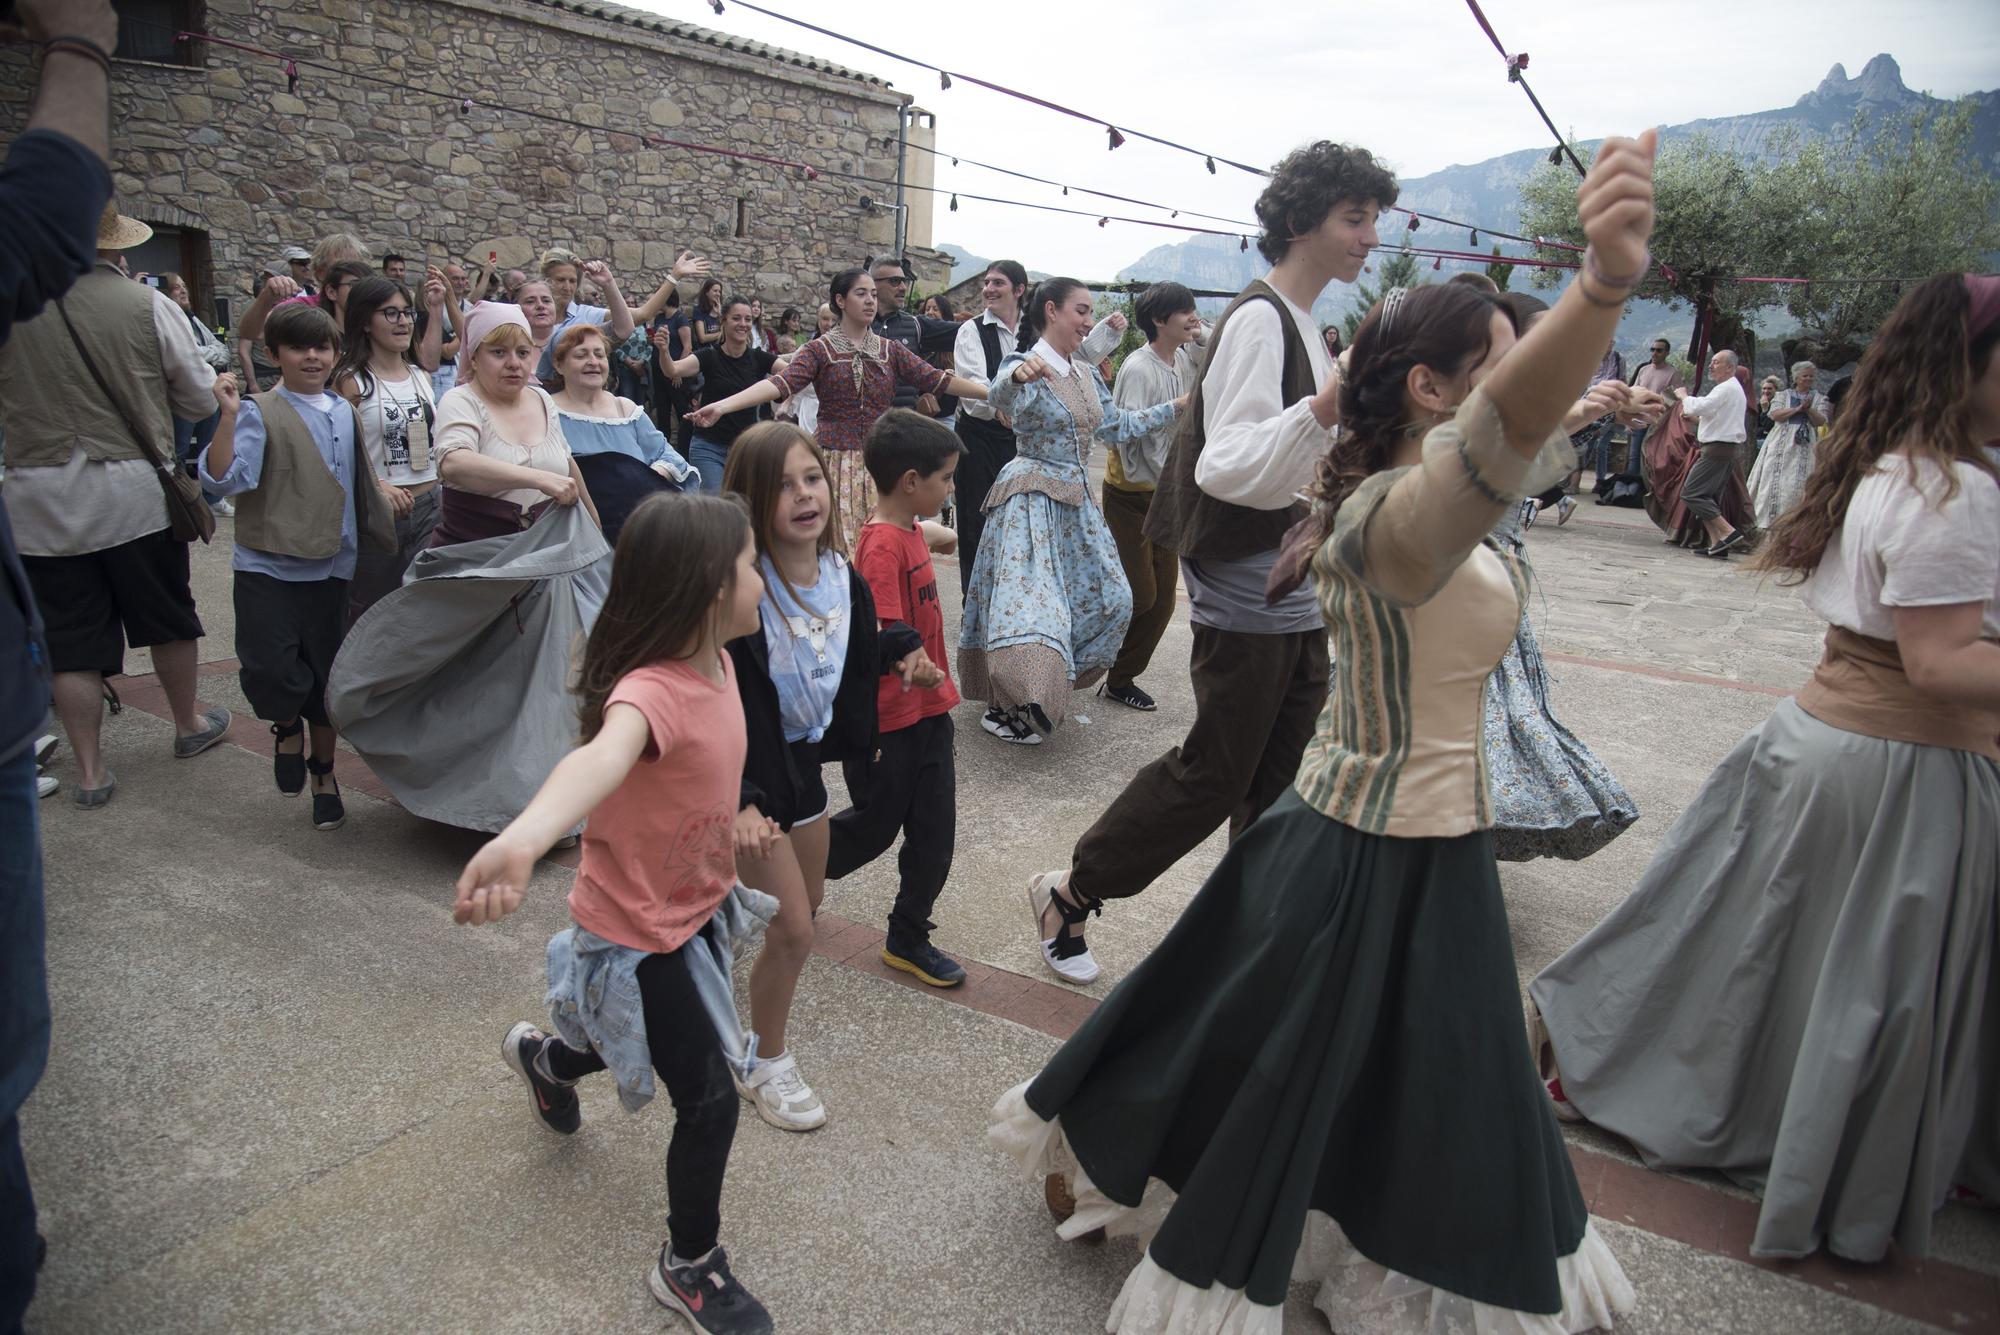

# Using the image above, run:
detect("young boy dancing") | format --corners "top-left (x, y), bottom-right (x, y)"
top-left (826, 410), bottom-right (966, 987)
top-left (203, 302), bottom-right (394, 830)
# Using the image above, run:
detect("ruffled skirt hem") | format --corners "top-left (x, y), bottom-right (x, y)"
top-left (991, 1083), bottom-right (1636, 1335)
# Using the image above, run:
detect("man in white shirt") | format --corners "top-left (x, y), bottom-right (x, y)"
top-left (1674, 349), bottom-right (1750, 557)
top-left (1026, 142), bottom-right (1396, 984)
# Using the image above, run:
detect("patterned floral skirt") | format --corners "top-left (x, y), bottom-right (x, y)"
top-left (957, 473), bottom-right (1131, 729)
top-left (823, 448), bottom-right (877, 559)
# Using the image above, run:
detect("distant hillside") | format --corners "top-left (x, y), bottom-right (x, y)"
top-left (1100, 55), bottom-right (2000, 352)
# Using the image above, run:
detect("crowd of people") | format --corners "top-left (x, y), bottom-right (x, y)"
top-left (3, 5), bottom-right (1996, 1334)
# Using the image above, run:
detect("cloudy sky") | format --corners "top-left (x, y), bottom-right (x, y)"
top-left (628, 0), bottom-right (2000, 278)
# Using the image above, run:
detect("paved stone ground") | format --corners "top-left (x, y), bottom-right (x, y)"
top-left (19, 483), bottom-right (2000, 1334)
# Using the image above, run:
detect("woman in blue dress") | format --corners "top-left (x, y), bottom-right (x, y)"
top-left (958, 279), bottom-right (1185, 739)
top-left (547, 324), bottom-right (696, 544)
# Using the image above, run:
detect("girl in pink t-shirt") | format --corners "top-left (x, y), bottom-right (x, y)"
top-left (453, 492), bottom-right (781, 1335)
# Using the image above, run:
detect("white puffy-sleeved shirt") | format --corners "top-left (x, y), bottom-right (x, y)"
top-left (1799, 454), bottom-right (2000, 641)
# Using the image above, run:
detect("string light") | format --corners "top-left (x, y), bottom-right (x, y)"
top-left (938, 71), bottom-right (951, 90)
top-left (949, 194), bottom-right (958, 211)
top-left (1106, 126), bottom-right (1126, 150)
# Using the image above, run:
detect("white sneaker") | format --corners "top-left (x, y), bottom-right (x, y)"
top-left (36, 774), bottom-right (58, 799)
top-left (981, 707), bottom-right (1041, 746)
top-left (1555, 495), bottom-right (1577, 526)
top-left (734, 1051), bottom-right (826, 1131)
top-left (33, 733), bottom-right (58, 767)
top-left (1029, 870), bottom-right (1100, 985)
top-left (211, 497), bottom-right (234, 518)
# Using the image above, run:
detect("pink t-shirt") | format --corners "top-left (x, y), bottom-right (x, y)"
top-left (567, 656), bottom-right (745, 954)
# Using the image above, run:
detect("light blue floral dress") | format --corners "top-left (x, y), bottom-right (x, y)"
top-left (1481, 508), bottom-right (1639, 859)
top-left (957, 344), bottom-right (1178, 730)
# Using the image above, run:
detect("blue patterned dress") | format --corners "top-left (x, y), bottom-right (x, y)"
top-left (957, 346), bottom-right (1178, 730)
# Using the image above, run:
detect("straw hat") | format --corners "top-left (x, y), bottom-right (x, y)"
top-left (96, 203), bottom-right (153, 250)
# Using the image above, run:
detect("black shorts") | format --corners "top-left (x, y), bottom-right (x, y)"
top-left (786, 737), bottom-right (828, 830)
top-left (20, 527), bottom-right (204, 677)
top-left (233, 570), bottom-right (347, 727)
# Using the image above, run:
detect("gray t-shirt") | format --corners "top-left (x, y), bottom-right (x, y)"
top-left (1181, 550), bottom-right (1322, 634)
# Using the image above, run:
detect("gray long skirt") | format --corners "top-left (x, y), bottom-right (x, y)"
top-left (1530, 699), bottom-right (2000, 1261)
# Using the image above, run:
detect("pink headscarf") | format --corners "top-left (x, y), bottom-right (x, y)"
top-left (1965, 274), bottom-right (2000, 341)
top-left (454, 301), bottom-right (533, 385)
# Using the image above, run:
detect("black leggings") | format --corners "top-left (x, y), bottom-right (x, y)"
top-left (544, 946), bottom-right (738, 1260)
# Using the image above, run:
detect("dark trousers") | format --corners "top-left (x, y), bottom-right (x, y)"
top-left (233, 571), bottom-right (348, 727)
top-left (953, 418), bottom-right (1015, 596)
top-left (347, 487), bottom-right (441, 628)
top-left (1681, 441), bottom-right (1738, 524)
top-left (1102, 483), bottom-right (1178, 689)
top-left (0, 749), bottom-right (48, 1335)
top-left (1072, 623), bottom-right (1329, 901)
top-left (828, 713), bottom-right (955, 946)
top-left (543, 944), bottom-right (738, 1261)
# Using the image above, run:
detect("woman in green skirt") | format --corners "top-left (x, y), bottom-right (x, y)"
top-left (990, 130), bottom-right (1662, 1334)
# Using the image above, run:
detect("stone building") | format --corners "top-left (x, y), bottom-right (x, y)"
top-left (0, 0), bottom-right (939, 328)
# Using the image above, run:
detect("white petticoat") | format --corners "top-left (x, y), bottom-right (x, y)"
top-left (991, 1082), bottom-right (1637, 1335)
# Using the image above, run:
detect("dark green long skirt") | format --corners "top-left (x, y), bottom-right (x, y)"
top-left (1020, 789), bottom-right (1599, 1317)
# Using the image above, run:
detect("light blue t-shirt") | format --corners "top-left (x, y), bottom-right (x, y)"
top-left (758, 551), bottom-right (852, 743)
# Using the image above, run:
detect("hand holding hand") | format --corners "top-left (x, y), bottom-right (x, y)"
top-left (893, 648), bottom-right (944, 691)
top-left (671, 251), bottom-right (711, 281)
top-left (914, 393), bottom-right (940, 417)
top-left (733, 807), bottom-right (783, 861)
top-left (1576, 129), bottom-right (1658, 284)
top-left (379, 478), bottom-right (414, 516)
top-left (452, 836), bottom-right (534, 925)
top-left (538, 473), bottom-right (581, 506)
top-left (1012, 355), bottom-right (1054, 385)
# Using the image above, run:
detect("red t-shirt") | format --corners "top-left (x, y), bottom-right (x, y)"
top-left (853, 519), bottom-right (961, 732)
top-left (567, 656), bottom-right (745, 954)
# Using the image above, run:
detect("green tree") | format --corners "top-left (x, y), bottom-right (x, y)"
top-left (1766, 101), bottom-right (2000, 366)
top-left (1343, 246), bottom-right (1423, 339)
top-left (1516, 100), bottom-right (2000, 370)
top-left (1484, 245), bottom-right (1513, 292)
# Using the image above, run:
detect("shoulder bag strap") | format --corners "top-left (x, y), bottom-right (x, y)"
top-left (53, 298), bottom-right (179, 478)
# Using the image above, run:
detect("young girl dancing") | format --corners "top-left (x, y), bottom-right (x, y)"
top-left (721, 422), bottom-right (943, 1131)
top-left (452, 492), bottom-right (777, 1335)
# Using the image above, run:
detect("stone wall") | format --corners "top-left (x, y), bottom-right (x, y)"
top-left (0, 0), bottom-right (912, 317)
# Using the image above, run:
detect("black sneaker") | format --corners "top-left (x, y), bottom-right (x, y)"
top-left (1705, 529), bottom-right (1749, 559)
top-left (307, 757), bottom-right (344, 832)
top-left (1101, 681), bottom-right (1156, 712)
top-left (881, 939), bottom-right (966, 988)
top-left (649, 1245), bottom-right (773, 1334)
top-left (501, 1022), bottom-right (581, 1135)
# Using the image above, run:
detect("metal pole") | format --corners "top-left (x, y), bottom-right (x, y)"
top-left (893, 103), bottom-right (909, 260)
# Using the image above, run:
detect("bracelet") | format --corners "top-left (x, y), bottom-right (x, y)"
top-left (1574, 273), bottom-right (1628, 309)
top-left (1583, 246), bottom-right (1649, 292)
top-left (42, 35), bottom-right (114, 74)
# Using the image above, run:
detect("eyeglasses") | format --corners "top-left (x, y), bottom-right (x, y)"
top-left (378, 307), bottom-right (415, 323)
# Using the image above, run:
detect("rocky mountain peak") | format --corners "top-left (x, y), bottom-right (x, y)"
top-left (1799, 53), bottom-right (1909, 107)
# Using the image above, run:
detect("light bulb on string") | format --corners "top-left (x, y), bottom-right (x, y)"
top-left (1106, 126), bottom-right (1126, 150)
top-left (1470, 229), bottom-right (1479, 245)
top-left (1433, 257), bottom-right (1442, 270)
top-left (949, 194), bottom-right (958, 212)
top-left (939, 71), bottom-right (952, 90)
top-left (708, 0), bottom-right (723, 12)
top-left (1097, 217), bottom-right (1109, 228)
top-left (1205, 156), bottom-right (1216, 174)
top-left (1239, 236), bottom-right (1249, 252)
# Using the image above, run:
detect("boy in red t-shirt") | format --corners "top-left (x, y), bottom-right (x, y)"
top-left (827, 410), bottom-right (966, 986)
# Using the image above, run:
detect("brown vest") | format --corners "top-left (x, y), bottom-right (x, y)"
top-left (0, 264), bottom-right (173, 469)
top-left (234, 392), bottom-right (395, 561)
top-left (1144, 279), bottom-right (1315, 560)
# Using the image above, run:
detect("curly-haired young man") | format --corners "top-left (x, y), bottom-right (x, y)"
top-left (1026, 141), bottom-right (1397, 984)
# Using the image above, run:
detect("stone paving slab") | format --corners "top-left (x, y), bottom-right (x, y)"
top-left (26, 486), bottom-right (2000, 1334)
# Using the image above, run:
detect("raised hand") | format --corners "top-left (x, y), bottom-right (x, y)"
top-left (8, 0), bottom-right (119, 46)
top-left (211, 371), bottom-right (241, 413)
top-left (262, 275), bottom-right (302, 304)
top-left (581, 259), bottom-right (615, 290)
top-left (423, 266), bottom-right (450, 309)
top-left (1011, 355), bottom-right (1054, 385)
top-left (1577, 129), bottom-right (1658, 285)
top-left (1104, 312), bottom-right (1128, 334)
top-left (671, 251), bottom-right (711, 281)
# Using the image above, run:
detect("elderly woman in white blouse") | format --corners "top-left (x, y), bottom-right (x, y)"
top-left (1746, 359), bottom-right (1828, 528)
